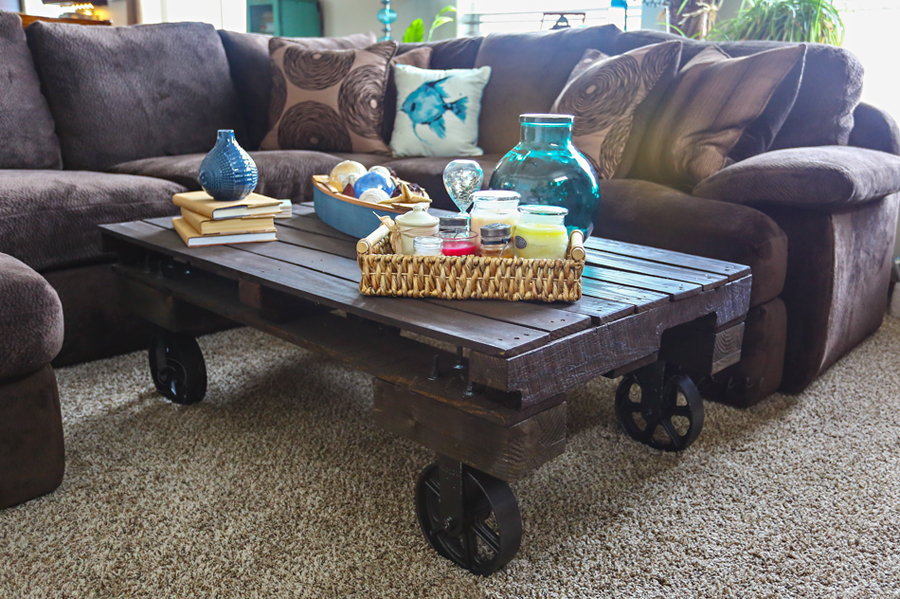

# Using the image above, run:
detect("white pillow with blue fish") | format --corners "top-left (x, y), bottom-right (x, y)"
top-left (390, 64), bottom-right (492, 158)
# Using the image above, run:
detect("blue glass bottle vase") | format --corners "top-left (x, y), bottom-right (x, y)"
top-left (489, 114), bottom-right (600, 236)
top-left (199, 129), bottom-right (259, 201)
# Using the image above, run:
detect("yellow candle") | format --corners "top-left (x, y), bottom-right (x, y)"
top-left (514, 222), bottom-right (569, 259)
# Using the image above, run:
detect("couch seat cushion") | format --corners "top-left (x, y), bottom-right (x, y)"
top-left (111, 151), bottom-right (349, 204)
top-left (0, 254), bottom-right (64, 380)
top-left (26, 21), bottom-right (244, 171)
top-left (383, 155), bottom-right (504, 211)
top-left (0, 13), bottom-right (61, 170)
top-left (0, 171), bottom-right (186, 272)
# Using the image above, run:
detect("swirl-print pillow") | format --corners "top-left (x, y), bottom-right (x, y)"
top-left (261, 38), bottom-right (396, 154)
top-left (550, 41), bottom-right (682, 180)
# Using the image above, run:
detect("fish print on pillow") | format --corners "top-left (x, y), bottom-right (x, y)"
top-left (390, 64), bottom-right (491, 158)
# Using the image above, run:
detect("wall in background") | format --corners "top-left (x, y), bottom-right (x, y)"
top-left (140, 0), bottom-right (246, 30)
top-left (319, 0), bottom-right (455, 41)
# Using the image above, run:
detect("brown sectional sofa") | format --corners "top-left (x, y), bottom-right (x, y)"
top-left (2, 11), bottom-right (900, 412)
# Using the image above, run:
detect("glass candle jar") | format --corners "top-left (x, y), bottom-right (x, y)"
top-left (469, 190), bottom-right (520, 245)
top-left (479, 223), bottom-right (515, 258)
top-left (438, 231), bottom-right (479, 257)
top-left (413, 236), bottom-right (443, 256)
top-left (514, 205), bottom-right (569, 260)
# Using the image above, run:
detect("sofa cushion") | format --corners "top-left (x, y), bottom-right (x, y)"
top-left (218, 30), bottom-right (378, 151)
top-left (0, 12), bottom-right (61, 170)
top-left (693, 147), bottom-right (900, 208)
top-left (550, 41), bottom-right (682, 180)
top-left (0, 255), bottom-right (63, 380)
top-left (615, 31), bottom-right (864, 149)
top-left (474, 25), bottom-right (622, 155)
top-left (261, 39), bottom-right (396, 155)
top-left (0, 171), bottom-right (186, 272)
top-left (383, 154), bottom-right (502, 211)
top-left (26, 21), bottom-right (244, 171)
top-left (382, 47), bottom-right (433, 144)
top-left (397, 36), bottom-right (484, 70)
top-left (390, 64), bottom-right (492, 158)
top-left (630, 45), bottom-right (806, 191)
top-left (110, 151), bottom-right (348, 203)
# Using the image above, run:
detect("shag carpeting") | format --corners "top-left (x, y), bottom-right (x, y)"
top-left (3, 317), bottom-right (900, 598)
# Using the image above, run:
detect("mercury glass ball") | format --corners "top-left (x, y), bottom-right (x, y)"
top-left (354, 171), bottom-right (395, 197)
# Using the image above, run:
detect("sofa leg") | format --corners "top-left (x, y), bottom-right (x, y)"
top-left (0, 365), bottom-right (65, 509)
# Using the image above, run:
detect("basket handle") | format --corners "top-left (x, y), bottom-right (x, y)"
top-left (568, 229), bottom-right (586, 261)
top-left (357, 224), bottom-right (391, 254)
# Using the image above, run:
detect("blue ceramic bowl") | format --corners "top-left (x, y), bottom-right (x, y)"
top-left (312, 176), bottom-right (409, 239)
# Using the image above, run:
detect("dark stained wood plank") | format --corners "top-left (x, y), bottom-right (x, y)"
top-left (587, 237), bottom-right (750, 281)
top-left (583, 265), bottom-right (701, 300)
top-left (555, 295), bottom-right (635, 325)
top-left (114, 264), bottom-right (570, 418)
top-left (374, 379), bottom-right (567, 481)
top-left (586, 249), bottom-right (726, 290)
top-left (660, 321), bottom-right (745, 375)
top-left (468, 275), bottom-right (752, 406)
top-left (101, 221), bottom-right (552, 356)
top-left (581, 278), bottom-right (669, 310)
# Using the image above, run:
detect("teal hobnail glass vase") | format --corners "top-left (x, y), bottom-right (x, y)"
top-left (489, 114), bottom-right (600, 236)
top-left (199, 129), bottom-right (258, 201)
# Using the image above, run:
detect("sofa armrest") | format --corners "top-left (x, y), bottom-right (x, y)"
top-left (595, 179), bottom-right (787, 308)
top-left (693, 146), bottom-right (900, 208)
top-left (849, 102), bottom-right (900, 155)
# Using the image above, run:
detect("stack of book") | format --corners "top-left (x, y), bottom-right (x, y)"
top-left (172, 191), bottom-right (288, 247)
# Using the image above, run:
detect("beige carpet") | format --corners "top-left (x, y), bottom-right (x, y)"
top-left (3, 317), bottom-right (900, 598)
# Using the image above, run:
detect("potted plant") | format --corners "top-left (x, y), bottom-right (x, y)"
top-left (709, 0), bottom-right (844, 45)
top-left (403, 5), bottom-right (457, 43)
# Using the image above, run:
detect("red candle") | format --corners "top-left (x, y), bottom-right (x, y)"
top-left (442, 239), bottom-right (478, 256)
top-left (439, 232), bottom-right (479, 256)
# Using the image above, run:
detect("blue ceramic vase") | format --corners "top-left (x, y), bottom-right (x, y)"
top-left (199, 130), bottom-right (258, 201)
top-left (490, 114), bottom-right (600, 236)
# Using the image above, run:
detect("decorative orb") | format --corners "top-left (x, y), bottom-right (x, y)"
top-left (329, 160), bottom-right (367, 190)
top-left (359, 188), bottom-right (391, 204)
top-left (354, 171), bottom-right (395, 197)
top-left (377, 8), bottom-right (397, 24)
top-left (443, 159), bottom-right (484, 213)
top-left (368, 165), bottom-right (392, 179)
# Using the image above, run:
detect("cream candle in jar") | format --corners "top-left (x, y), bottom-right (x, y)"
top-left (514, 205), bottom-right (569, 259)
top-left (469, 191), bottom-right (520, 245)
top-left (395, 204), bottom-right (439, 255)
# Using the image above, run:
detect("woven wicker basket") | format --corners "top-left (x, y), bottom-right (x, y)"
top-left (356, 225), bottom-right (585, 302)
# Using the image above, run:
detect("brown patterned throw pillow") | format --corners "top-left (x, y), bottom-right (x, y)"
top-left (550, 41), bottom-right (683, 180)
top-left (629, 44), bottom-right (807, 190)
top-left (261, 39), bottom-right (397, 154)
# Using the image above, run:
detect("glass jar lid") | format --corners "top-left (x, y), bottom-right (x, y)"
top-left (439, 215), bottom-right (469, 230)
top-left (395, 203), bottom-right (439, 227)
top-left (481, 223), bottom-right (512, 240)
top-left (520, 204), bottom-right (568, 225)
top-left (519, 114), bottom-right (574, 125)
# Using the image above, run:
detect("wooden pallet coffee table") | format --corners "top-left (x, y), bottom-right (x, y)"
top-left (100, 204), bottom-right (751, 575)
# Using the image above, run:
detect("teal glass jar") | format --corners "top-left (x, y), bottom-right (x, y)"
top-left (489, 114), bottom-right (600, 236)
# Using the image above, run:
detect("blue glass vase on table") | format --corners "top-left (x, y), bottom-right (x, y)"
top-left (489, 114), bottom-right (600, 236)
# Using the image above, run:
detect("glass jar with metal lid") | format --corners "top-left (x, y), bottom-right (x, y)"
top-left (479, 223), bottom-right (514, 258)
top-left (514, 205), bottom-right (569, 260)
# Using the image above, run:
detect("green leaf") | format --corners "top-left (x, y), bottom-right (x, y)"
top-left (427, 6), bottom-right (456, 41)
top-left (403, 19), bottom-right (424, 43)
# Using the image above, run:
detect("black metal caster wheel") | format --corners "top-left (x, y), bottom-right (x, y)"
top-left (615, 371), bottom-right (704, 452)
top-left (148, 331), bottom-right (207, 404)
top-left (415, 461), bottom-right (522, 576)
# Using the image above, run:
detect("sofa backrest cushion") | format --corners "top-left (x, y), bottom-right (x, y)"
top-left (397, 36), bottom-right (484, 70)
top-left (0, 12), bottom-right (61, 170)
top-left (474, 25), bottom-right (622, 155)
top-left (26, 21), bottom-right (244, 171)
top-left (615, 31), bottom-right (864, 150)
top-left (219, 30), bottom-right (377, 151)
